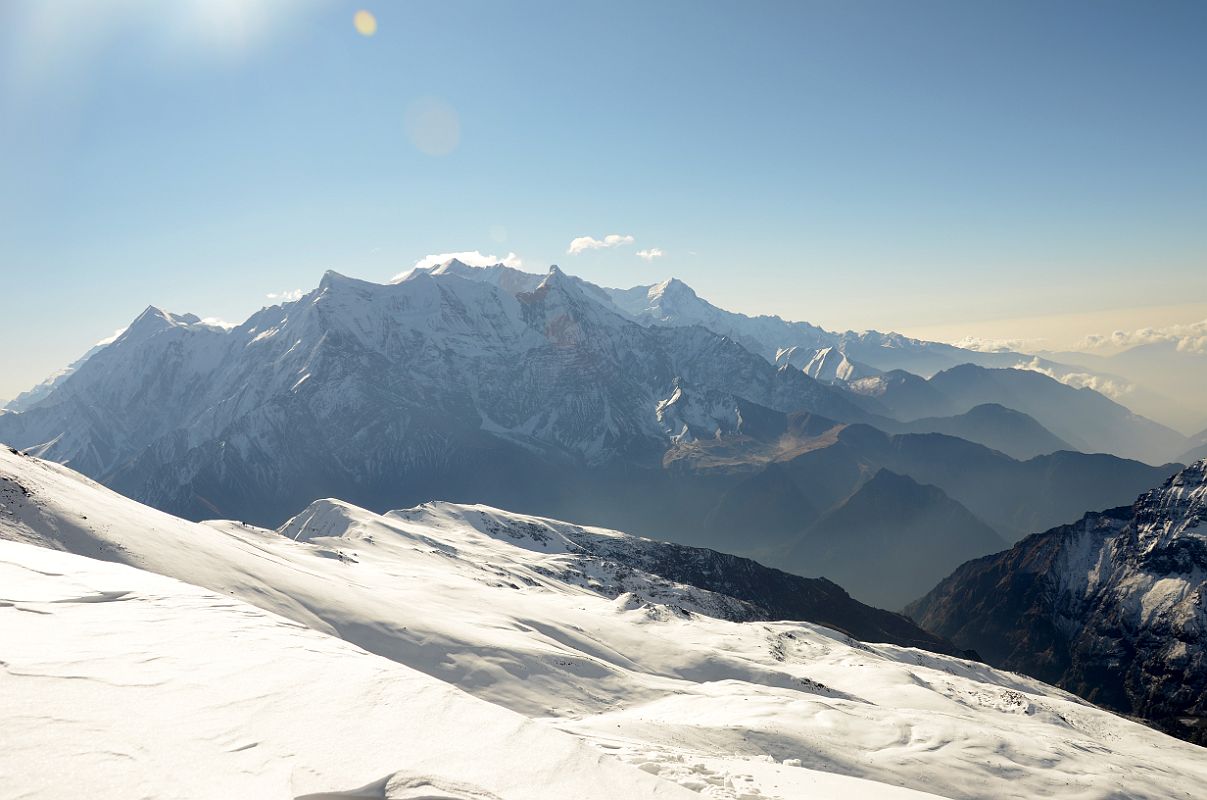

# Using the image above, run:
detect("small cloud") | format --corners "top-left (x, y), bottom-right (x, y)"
top-left (951, 336), bottom-right (1045, 354)
top-left (199, 317), bottom-right (237, 330)
top-left (392, 250), bottom-right (523, 283)
top-left (1017, 357), bottom-right (1133, 399)
top-left (1077, 320), bottom-right (1207, 354)
top-left (636, 248), bottom-right (664, 262)
top-left (267, 289), bottom-right (305, 302)
top-left (567, 233), bottom-right (635, 255)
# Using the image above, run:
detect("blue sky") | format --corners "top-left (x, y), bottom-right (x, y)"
top-left (1, 0), bottom-right (1205, 400)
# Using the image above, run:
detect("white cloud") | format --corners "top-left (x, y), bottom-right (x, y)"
top-left (951, 336), bottom-right (1045, 354)
top-left (1017, 357), bottom-right (1134, 400)
top-left (199, 317), bottom-right (237, 330)
top-left (567, 234), bottom-right (635, 255)
top-left (636, 248), bottom-right (664, 262)
top-left (391, 250), bottom-right (523, 283)
top-left (1078, 320), bottom-right (1207, 355)
top-left (266, 289), bottom-right (304, 302)
top-left (95, 327), bottom-right (128, 347)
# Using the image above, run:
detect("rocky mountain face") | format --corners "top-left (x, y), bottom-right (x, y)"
top-left (797, 346), bottom-right (880, 383)
top-left (907, 460), bottom-right (1207, 744)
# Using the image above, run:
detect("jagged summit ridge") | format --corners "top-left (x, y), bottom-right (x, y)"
top-left (1133, 458), bottom-right (1206, 542)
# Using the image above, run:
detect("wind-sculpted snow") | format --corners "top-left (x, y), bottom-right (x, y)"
top-left (0, 540), bottom-right (696, 800)
top-left (3, 447), bottom-right (1206, 799)
top-left (909, 460), bottom-right (1207, 744)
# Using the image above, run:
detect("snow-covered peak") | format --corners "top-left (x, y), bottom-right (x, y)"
top-left (653, 379), bottom-right (753, 444)
top-left (433, 256), bottom-right (475, 274)
top-left (120, 305), bottom-right (200, 337)
top-left (278, 497), bottom-right (376, 542)
top-left (795, 346), bottom-right (879, 383)
top-left (396, 258), bottom-right (547, 295)
top-left (317, 268), bottom-right (383, 294)
top-left (648, 276), bottom-right (698, 302)
top-left (618, 277), bottom-right (708, 322)
top-left (521, 262), bottom-right (633, 336)
top-left (535, 263), bottom-right (566, 289)
top-left (1131, 458), bottom-right (1207, 551)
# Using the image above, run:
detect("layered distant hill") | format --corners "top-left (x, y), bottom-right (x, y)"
top-left (846, 364), bottom-right (1187, 464)
top-left (785, 469), bottom-right (1008, 610)
top-left (1041, 341), bottom-right (1207, 435)
top-left (892, 403), bottom-right (1072, 460)
top-left (1179, 427), bottom-right (1207, 464)
top-left (697, 422), bottom-right (1178, 549)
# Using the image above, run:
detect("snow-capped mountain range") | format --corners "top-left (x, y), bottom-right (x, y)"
top-left (0, 261), bottom-right (1189, 530)
top-left (908, 458), bottom-right (1207, 745)
top-left (0, 265), bottom-right (880, 523)
top-left (413, 259), bottom-right (1113, 383)
top-left (3, 446), bottom-right (1205, 799)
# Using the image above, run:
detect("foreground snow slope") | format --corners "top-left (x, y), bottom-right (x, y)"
top-left (0, 540), bottom-right (694, 800)
top-left (2, 447), bottom-right (1205, 800)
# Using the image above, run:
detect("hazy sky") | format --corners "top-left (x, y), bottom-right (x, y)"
top-left (1, 0), bottom-right (1205, 400)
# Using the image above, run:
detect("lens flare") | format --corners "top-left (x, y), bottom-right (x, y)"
top-left (353, 10), bottom-right (377, 37)
top-left (404, 97), bottom-right (461, 157)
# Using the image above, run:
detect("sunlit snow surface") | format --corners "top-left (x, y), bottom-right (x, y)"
top-left (1, 448), bottom-right (1204, 800)
top-left (0, 541), bottom-right (691, 800)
